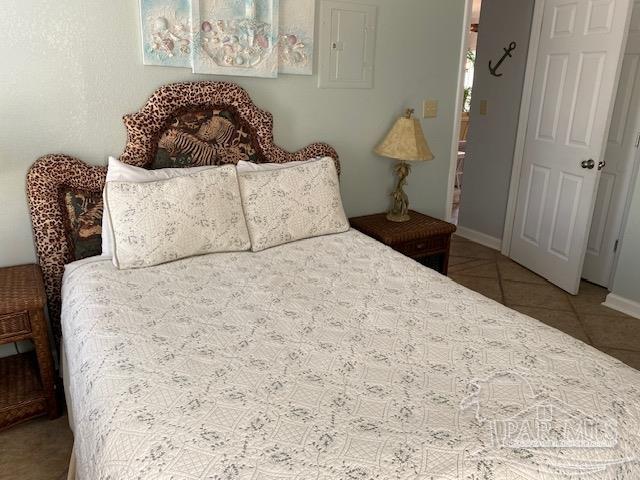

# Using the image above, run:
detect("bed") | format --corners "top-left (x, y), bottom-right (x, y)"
top-left (27, 82), bottom-right (640, 479)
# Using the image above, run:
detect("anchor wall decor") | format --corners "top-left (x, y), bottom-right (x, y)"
top-left (489, 41), bottom-right (517, 77)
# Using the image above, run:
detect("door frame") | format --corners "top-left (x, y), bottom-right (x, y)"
top-left (500, 0), bottom-right (545, 255)
top-left (608, 147), bottom-right (640, 285)
top-left (445, 0), bottom-right (473, 223)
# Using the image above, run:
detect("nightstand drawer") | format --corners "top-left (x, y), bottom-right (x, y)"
top-left (397, 236), bottom-right (448, 257)
top-left (0, 312), bottom-right (31, 340)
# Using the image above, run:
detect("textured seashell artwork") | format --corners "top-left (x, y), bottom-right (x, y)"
top-left (278, 0), bottom-right (314, 75)
top-left (140, 0), bottom-right (193, 67)
top-left (192, 0), bottom-right (280, 78)
top-left (139, 0), bottom-right (315, 77)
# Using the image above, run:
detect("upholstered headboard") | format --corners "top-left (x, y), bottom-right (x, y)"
top-left (26, 81), bottom-right (339, 345)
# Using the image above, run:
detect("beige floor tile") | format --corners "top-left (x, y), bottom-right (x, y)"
top-left (448, 259), bottom-right (498, 277)
top-left (576, 280), bottom-right (609, 302)
top-left (450, 240), bottom-right (498, 260)
top-left (581, 315), bottom-right (640, 351)
top-left (0, 414), bottom-right (72, 480)
top-left (571, 300), bottom-right (630, 318)
top-left (449, 273), bottom-right (503, 302)
top-left (570, 281), bottom-right (628, 318)
top-left (509, 305), bottom-right (591, 344)
top-left (502, 280), bottom-right (573, 312)
top-left (497, 259), bottom-right (548, 285)
top-left (601, 348), bottom-right (640, 371)
top-left (450, 261), bottom-right (499, 278)
top-left (448, 255), bottom-right (476, 267)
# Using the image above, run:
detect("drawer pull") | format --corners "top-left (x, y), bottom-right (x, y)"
top-left (416, 243), bottom-right (426, 250)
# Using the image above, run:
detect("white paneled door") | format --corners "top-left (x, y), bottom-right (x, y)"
top-left (583, 1), bottom-right (640, 287)
top-left (510, 0), bottom-right (632, 294)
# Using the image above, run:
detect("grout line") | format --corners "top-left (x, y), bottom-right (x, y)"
top-left (499, 278), bottom-right (552, 287)
top-left (505, 303), bottom-right (575, 314)
top-left (567, 293), bottom-right (595, 346)
top-left (448, 258), bottom-right (493, 270)
top-left (495, 256), bottom-right (506, 306)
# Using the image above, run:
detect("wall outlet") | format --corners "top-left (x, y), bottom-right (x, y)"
top-left (423, 100), bottom-right (438, 118)
top-left (479, 100), bottom-right (488, 116)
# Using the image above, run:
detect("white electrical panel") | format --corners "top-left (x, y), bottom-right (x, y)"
top-left (318, 1), bottom-right (377, 89)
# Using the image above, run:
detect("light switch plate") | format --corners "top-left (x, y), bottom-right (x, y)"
top-left (479, 100), bottom-right (488, 116)
top-left (423, 100), bottom-right (438, 118)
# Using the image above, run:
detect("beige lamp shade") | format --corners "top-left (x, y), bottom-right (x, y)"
top-left (375, 109), bottom-right (434, 162)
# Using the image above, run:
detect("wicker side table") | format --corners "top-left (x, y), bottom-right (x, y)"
top-left (0, 264), bottom-right (58, 430)
top-left (350, 210), bottom-right (457, 274)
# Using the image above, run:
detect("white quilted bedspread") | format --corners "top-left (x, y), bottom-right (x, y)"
top-left (62, 230), bottom-right (640, 479)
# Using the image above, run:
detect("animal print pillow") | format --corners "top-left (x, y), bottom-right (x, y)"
top-left (238, 157), bottom-right (349, 252)
top-left (105, 166), bottom-right (250, 269)
top-left (153, 108), bottom-right (261, 168)
top-left (62, 189), bottom-right (104, 260)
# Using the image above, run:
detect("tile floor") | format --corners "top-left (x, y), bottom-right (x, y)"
top-left (1, 235), bottom-right (639, 479)
top-left (449, 235), bottom-right (640, 369)
top-left (0, 414), bottom-right (72, 480)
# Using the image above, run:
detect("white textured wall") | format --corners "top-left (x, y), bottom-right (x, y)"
top-left (458, 0), bottom-right (534, 239)
top-left (0, 0), bottom-right (466, 268)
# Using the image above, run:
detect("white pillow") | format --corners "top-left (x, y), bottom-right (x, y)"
top-left (236, 159), bottom-right (309, 173)
top-left (105, 166), bottom-right (250, 269)
top-left (101, 157), bottom-right (218, 257)
top-left (238, 157), bottom-right (349, 252)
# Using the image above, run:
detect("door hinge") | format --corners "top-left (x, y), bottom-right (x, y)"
top-left (614, 239), bottom-right (619, 252)
top-left (635, 133), bottom-right (640, 149)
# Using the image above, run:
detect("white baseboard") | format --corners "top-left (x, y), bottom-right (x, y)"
top-left (603, 293), bottom-right (640, 320)
top-left (455, 226), bottom-right (502, 251)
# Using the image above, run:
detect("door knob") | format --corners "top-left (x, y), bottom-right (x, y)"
top-left (598, 161), bottom-right (606, 171)
top-left (581, 159), bottom-right (595, 169)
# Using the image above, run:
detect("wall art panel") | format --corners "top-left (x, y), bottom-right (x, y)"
top-left (279, 0), bottom-right (315, 75)
top-left (191, 0), bottom-right (280, 78)
top-left (140, 0), bottom-right (193, 67)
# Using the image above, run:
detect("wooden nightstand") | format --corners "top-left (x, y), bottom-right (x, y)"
top-left (0, 264), bottom-right (58, 430)
top-left (350, 210), bottom-right (457, 275)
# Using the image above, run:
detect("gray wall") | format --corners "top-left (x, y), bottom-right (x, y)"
top-left (611, 172), bottom-right (640, 305)
top-left (0, 0), bottom-right (466, 268)
top-left (458, 0), bottom-right (535, 240)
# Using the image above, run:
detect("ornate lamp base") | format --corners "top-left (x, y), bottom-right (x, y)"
top-left (386, 211), bottom-right (411, 222)
top-left (387, 161), bottom-right (412, 223)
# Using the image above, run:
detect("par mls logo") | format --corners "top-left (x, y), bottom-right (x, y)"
top-left (459, 371), bottom-right (636, 476)
top-left (490, 402), bottom-right (617, 449)
top-left (460, 371), bottom-right (618, 449)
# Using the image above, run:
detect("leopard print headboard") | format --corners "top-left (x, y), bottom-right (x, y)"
top-left (27, 81), bottom-right (339, 346)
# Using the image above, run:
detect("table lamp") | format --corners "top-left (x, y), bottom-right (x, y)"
top-left (375, 108), bottom-right (434, 222)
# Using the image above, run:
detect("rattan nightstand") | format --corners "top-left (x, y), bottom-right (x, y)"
top-left (350, 210), bottom-right (457, 275)
top-left (0, 264), bottom-right (58, 430)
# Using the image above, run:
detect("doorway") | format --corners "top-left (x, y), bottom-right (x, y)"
top-left (581, 20), bottom-right (640, 288)
top-left (450, 0), bottom-right (639, 295)
top-left (451, 0), bottom-right (481, 225)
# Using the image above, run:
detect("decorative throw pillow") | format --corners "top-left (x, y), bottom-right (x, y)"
top-left (101, 156), bottom-right (218, 258)
top-left (238, 157), bottom-right (349, 252)
top-left (105, 166), bottom-right (250, 269)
